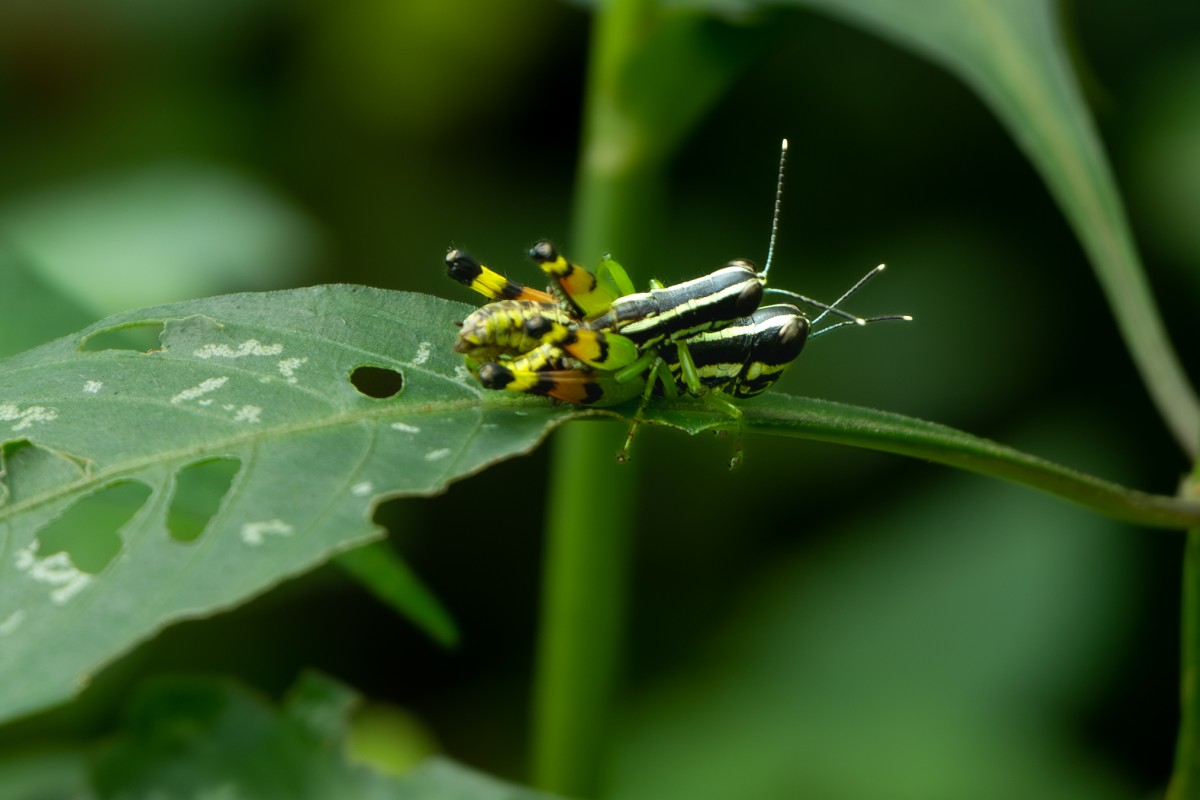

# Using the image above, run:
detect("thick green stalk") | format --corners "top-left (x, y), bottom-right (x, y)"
top-left (1169, 468), bottom-right (1200, 799)
top-left (530, 0), bottom-right (659, 795)
top-left (533, 421), bottom-right (637, 796)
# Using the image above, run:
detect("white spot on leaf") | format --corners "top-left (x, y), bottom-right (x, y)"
top-left (240, 519), bottom-right (294, 546)
top-left (171, 376), bottom-right (229, 405)
top-left (350, 481), bottom-right (373, 497)
top-left (193, 339), bottom-right (284, 359)
top-left (83, 380), bottom-right (103, 394)
top-left (454, 365), bottom-right (473, 382)
top-left (278, 357), bottom-right (308, 384)
top-left (412, 341), bottom-right (433, 366)
top-left (233, 405), bottom-right (262, 423)
top-left (0, 403), bottom-right (58, 431)
top-left (424, 448), bottom-right (451, 462)
top-left (14, 545), bottom-right (92, 605)
top-left (390, 422), bottom-right (420, 434)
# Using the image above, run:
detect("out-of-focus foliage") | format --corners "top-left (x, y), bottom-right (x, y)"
top-left (0, 672), bottom-right (565, 799)
top-left (0, 0), bottom-right (1195, 797)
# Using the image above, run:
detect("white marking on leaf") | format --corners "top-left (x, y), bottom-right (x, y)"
top-left (351, 481), bottom-right (373, 497)
top-left (193, 340), bottom-right (284, 359)
top-left (233, 405), bottom-right (262, 423)
top-left (454, 365), bottom-right (473, 382)
top-left (83, 380), bottom-right (103, 394)
top-left (0, 403), bottom-right (58, 431)
top-left (14, 545), bottom-right (92, 605)
top-left (390, 422), bottom-right (420, 434)
top-left (198, 399), bottom-right (214, 407)
top-left (412, 341), bottom-right (433, 366)
top-left (171, 376), bottom-right (229, 405)
top-left (278, 357), bottom-right (308, 384)
top-left (240, 519), bottom-right (294, 546)
top-left (424, 448), bottom-right (451, 462)
top-left (0, 610), bottom-right (25, 636)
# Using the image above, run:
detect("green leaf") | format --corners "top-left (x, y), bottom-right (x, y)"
top-left (0, 287), bottom-right (574, 724)
top-left (335, 541), bottom-right (460, 647)
top-left (772, 0), bottom-right (1199, 454)
top-left (645, 392), bottom-right (1200, 529)
top-left (2, 286), bottom-right (1192, 729)
top-left (0, 248), bottom-right (93, 359)
top-left (0, 162), bottom-right (321, 315)
top-left (87, 671), bottom-right (564, 799)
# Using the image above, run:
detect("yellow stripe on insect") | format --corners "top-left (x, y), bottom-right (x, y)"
top-left (454, 299), bottom-right (574, 362)
top-left (521, 315), bottom-right (640, 369)
top-left (445, 248), bottom-right (556, 304)
top-left (529, 240), bottom-right (615, 319)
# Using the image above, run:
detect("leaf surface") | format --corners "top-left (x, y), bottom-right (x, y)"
top-left (776, 0), bottom-right (1200, 452)
top-left (2, 286), bottom-right (1194, 727)
top-left (0, 287), bottom-right (572, 723)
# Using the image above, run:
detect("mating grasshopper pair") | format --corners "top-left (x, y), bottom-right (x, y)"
top-left (445, 141), bottom-right (910, 464)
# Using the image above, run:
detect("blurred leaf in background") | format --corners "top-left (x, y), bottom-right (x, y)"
top-left (0, 163), bottom-right (322, 314)
top-left (0, 0), bottom-right (1195, 797)
top-left (613, 420), bottom-right (1141, 800)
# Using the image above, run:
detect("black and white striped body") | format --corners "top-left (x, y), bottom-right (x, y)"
top-left (662, 304), bottom-right (810, 398)
top-left (585, 260), bottom-right (764, 348)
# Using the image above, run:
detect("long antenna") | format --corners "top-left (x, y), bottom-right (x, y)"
top-left (766, 286), bottom-right (864, 324)
top-left (760, 138), bottom-right (787, 281)
top-left (803, 263), bottom-right (913, 337)
top-left (810, 313), bottom-right (913, 338)
top-left (757, 139), bottom-right (910, 332)
top-left (810, 264), bottom-right (888, 327)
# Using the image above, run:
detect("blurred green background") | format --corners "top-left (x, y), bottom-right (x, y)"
top-left (1, 0), bottom-right (1198, 797)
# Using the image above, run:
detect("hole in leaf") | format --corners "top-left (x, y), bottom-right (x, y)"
top-left (167, 457), bottom-right (241, 543)
top-left (36, 480), bottom-right (153, 573)
top-left (1, 440), bottom-right (88, 504)
top-left (350, 365), bottom-right (404, 399)
top-left (80, 321), bottom-right (165, 353)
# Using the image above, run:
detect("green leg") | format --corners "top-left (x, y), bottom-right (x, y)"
top-left (617, 351), bottom-right (673, 463)
top-left (675, 338), bottom-right (747, 467)
top-left (673, 339), bottom-right (702, 395)
top-left (699, 391), bottom-right (745, 468)
top-left (614, 348), bottom-right (659, 383)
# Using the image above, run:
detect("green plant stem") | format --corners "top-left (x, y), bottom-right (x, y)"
top-left (1169, 468), bottom-right (1200, 799)
top-left (533, 421), bottom-right (637, 796)
top-left (530, 0), bottom-right (657, 795)
top-left (529, 2), bottom-right (769, 791)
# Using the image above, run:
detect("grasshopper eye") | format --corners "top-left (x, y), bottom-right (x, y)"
top-left (734, 280), bottom-right (763, 318)
top-left (779, 315), bottom-right (809, 349)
